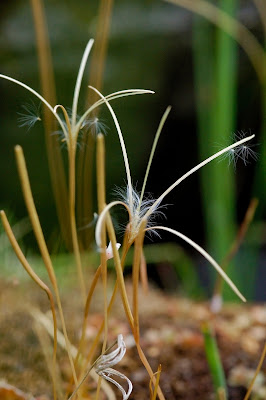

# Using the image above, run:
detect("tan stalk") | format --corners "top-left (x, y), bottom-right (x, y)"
top-left (32, 309), bottom-right (115, 400)
top-left (80, 244), bottom-right (130, 376)
top-left (0, 210), bottom-right (58, 400)
top-left (68, 138), bottom-right (87, 304)
top-left (77, 0), bottom-right (114, 249)
top-left (243, 343), bottom-right (266, 400)
top-left (165, 0), bottom-right (266, 84)
top-left (30, 0), bottom-right (71, 249)
top-left (14, 146), bottom-right (79, 393)
top-left (68, 339), bottom-right (118, 400)
top-left (212, 198), bottom-right (258, 302)
top-left (147, 225), bottom-right (246, 302)
top-left (149, 364), bottom-right (162, 400)
top-left (99, 217), bottom-right (165, 399)
top-left (132, 219), bottom-right (147, 342)
top-left (75, 265), bottom-right (102, 366)
top-left (105, 214), bottom-right (134, 329)
top-left (136, 345), bottom-right (166, 400)
top-left (96, 134), bottom-right (108, 399)
top-left (140, 251), bottom-right (149, 294)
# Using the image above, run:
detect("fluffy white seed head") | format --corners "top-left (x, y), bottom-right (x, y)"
top-left (115, 185), bottom-right (166, 243)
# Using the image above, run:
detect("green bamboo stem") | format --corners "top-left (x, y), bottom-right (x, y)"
top-left (193, 1), bottom-right (238, 296)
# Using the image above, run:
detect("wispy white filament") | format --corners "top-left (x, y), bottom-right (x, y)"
top-left (0, 74), bottom-right (67, 137)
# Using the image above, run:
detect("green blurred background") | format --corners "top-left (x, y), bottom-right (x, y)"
top-left (0, 0), bottom-right (265, 300)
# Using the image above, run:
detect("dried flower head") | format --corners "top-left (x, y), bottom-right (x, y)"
top-left (95, 334), bottom-right (133, 400)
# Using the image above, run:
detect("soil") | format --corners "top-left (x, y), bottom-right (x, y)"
top-left (0, 275), bottom-right (265, 400)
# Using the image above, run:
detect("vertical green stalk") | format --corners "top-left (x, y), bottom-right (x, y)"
top-left (202, 322), bottom-right (228, 399)
top-left (211, 0), bottom-right (238, 300)
top-left (193, 1), bottom-right (238, 299)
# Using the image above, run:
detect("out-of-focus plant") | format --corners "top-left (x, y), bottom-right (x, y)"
top-left (165, 0), bottom-right (265, 300)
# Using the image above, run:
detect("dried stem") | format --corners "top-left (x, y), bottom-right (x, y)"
top-left (212, 198), bottom-right (258, 301)
top-left (68, 142), bottom-right (87, 304)
top-left (30, 0), bottom-right (71, 249)
top-left (96, 134), bottom-right (108, 397)
top-left (0, 210), bottom-right (58, 400)
top-left (132, 219), bottom-right (147, 342)
top-left (243, 343), bottom-right (266, 400)
top-left (14, 145), bottom-right (79, 393)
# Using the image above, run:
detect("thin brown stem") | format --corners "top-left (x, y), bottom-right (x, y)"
top-left (0, 210), bottom-right (58, 400)
top-left (68, 143), bottom-right (86, 304)
top-left (75, 265), bottom-right (102, 366)
top-left (96, 134), bottom-right (108, 397)
top-left (136, 344), bottom-right (166, 400)
top-left (106, 215), bottom-right (134, 329)
top-left (79, 245), bottom-right (130, 378)
top-left (243, 343), bottom-right (266, 400)
top-left (14, 145), bottom-right (79, 393)
top-left (77, 0), bottom-right (114, 249)
top-left (30, 0), bottom-right (71, 249)
top-left (212, 198), bottom-right (258, 300)
top-left (132, 220), bottom-right (147, 342)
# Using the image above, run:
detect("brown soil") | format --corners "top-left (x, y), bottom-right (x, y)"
top-left (0, 276), bottom-right (265, 400)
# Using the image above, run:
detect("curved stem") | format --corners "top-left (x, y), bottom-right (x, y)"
top-left (72, 39), bottom-right (94, 130)
top-left (88, 86), bottom-right (134, 210)
top-left (145, 134), bottom-right (255, 219)
top-left (54, 104), bottom-right (72, 143)
top-left (76, 89), bottom-right (154, 134)
top-left (243, 343), bottom-right (266, 400)
top-left (14, 146), bottom-right (79, 392)
top-left (138, 106), bottom-right (171, 210)
top-left (95, 201), bottom-right (130, 248)
top-left (0, 210), bottom-right (58, 400)
top-left (148, 225), bottom-right (246, 302)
